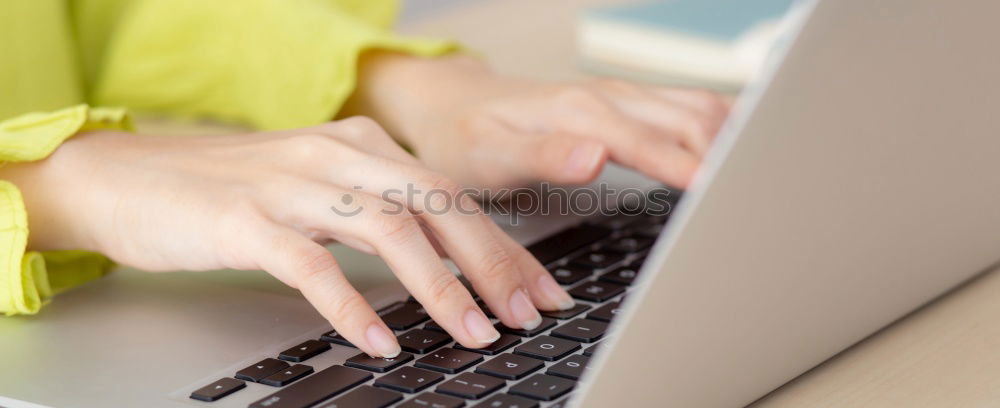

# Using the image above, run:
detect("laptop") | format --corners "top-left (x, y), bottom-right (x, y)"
top-left (3, 0), bottom-right (1000, 406)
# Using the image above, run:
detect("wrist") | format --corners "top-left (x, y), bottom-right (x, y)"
top-left (4, 130), bottom-right (127, 252)
top-left (343, 52), bottom-right (496, 148)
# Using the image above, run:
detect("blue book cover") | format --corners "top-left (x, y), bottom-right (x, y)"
top-left (588, 0), bottom-right (796, 44)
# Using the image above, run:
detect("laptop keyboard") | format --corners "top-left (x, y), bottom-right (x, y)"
top-left (189, 191), bottom-right (677, 407)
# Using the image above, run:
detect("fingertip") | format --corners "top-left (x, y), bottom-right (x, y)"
top-left (508, 288), bottom-right (543, 329)
top-left (365, 323), bottom-right (401, 358)
top-left (463, 308), bottom-right (501, 346)
top-left (535, 273), bottom-right (574, 311)
top-left (563, 141), bottom-right (608, 182)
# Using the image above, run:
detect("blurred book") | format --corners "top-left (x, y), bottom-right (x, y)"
top-left (577, 0), bottom-right (797, 93)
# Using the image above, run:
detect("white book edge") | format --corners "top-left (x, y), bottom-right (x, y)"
top-left (577, 14), bottom-right (782, 87)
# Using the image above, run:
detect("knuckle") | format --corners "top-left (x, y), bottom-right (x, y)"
top-left (694, 90), bottom-right (730, 116)
top-left (555, 85), bottom-right (609, 111)
top-left (370, 211), bottom-right (419, 244)
top-left (427, 175), bottom-right (463, 197)
top-left (336, 116), bottom-right (387, 139)
top-left (477, 243), bottom-right (517, 283)
top-left (419, 173), bottom-right (464, 212)
top-left (424, 273), bottom-right (466, 305)
top-left (687, 115), bottom-right (719, 138)
top-left (326, 292), bottom-right (366, 322)
top-left (294, 246), bottom-right (340, 281)
top-left (282, 133), bottom-right (336, 160)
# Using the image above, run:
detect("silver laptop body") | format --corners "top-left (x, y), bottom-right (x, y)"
top-left (3, 0), bottom-right (999, 406)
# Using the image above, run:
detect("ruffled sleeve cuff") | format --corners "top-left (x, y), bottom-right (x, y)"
top-left (1, 104), bottom-right (131, 315)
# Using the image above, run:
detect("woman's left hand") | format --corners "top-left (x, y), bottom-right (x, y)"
top-left (345, 53), bottom-right (731, 190)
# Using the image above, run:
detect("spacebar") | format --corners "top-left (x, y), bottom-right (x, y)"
top-left (248, 365), bottom-right (372, 408)
top-left (527, 224), bottom-right (612, 266)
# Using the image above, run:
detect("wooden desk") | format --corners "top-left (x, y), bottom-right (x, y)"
top-left (400, 1), bottom-right (1000, 407)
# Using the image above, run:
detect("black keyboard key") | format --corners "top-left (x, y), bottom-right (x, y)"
top-left (415, 348), bottom-right (484, 374)
top-left (568, 281), bottom-right (626, 302)
top-left (548, 266), bottom-right (591, 285)
top-left (474, 353), bottom-right (544, 380)
top-left (551, 319), bottom-right (608, 343)
top-left (454, 333), bottom-right (521, 355)
top-left (398, 329), bottom-right (451, 354)
top-left (586, 302), bottom-right (622, 322)
top-left (436, 372), bottom-right (506, 400)
top-left (382, 302), bottom-right (431, 330)
top-left (320, 330), bottom-right (355, 348)
top-left (588, 213), bottom-right (646, 230)
top-left (508, 374), bottom-right (574, 401)
top-left (423, 321), bottom-right (446, 332)
top-left (569, 251), bottom-right (624, 269)
top-left (398, 392), bottom-right (465, 408)
top-left (326, 385), bottom-right (403, 408)
top-left (540, 304), bottom-right (590, 320)
top-left (513, 336), bottom-right (580, 361)
top-left (374, 366), bottom-right (445, 394)
top-left (248, 365), bottom-right (372, 408)
top-left (279, 339), bottom-right (331, 362)
top-left (583, 342), bottom-right (601, 357)
top-left (527, 224), bottom-right (612, 266)
top-left (546, 355), bottom-right (591, 381)
top-left (345, 352), bottom-right (414, 372)
top-left (602, 236), bottom-right (654, 254)
top-left (496, 318), bottom-right (556, 337)
top-left (261, 364), bottom-right (314, 387)
top-left (189, 377), bottom-right (245, 402)
top-left (236, 358), bottom-right (290, 382)
top-left (473, 394), bottom-right (540, 408)
top-left (599, 266), bottom-right (640, 285)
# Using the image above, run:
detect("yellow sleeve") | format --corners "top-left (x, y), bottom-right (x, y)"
top-left (90, 0), bottom-right (458, 130)
top-left (0, 0), bottom-right (86, 121)
top-left (0, 105), bottom-right (131, 315)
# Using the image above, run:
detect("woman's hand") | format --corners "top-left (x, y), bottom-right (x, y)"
top-left (345, 53), bottom-right (731, 189)
top-left (8, 118), bottom-right (573, 357)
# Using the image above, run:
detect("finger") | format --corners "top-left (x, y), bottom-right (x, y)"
top-left (551, 88), bottom-right (703, 188)
top-left (351, 198), bottom-right (502, 348)
top-left (592, 82), bottom-right (724, 156)
top-left (266, 185), bottom-right (501, 349)
top-left (332, 159), bottom-right (565, 330)
top-left (650, 88), bottom-right (733, 122)
top-left (468, 117), bottom-right (609, 185)
top-left (607, 94), bottom-right (718, 156)
top-left (485, 220), bottom-right (575, 311)
top-left (249, 222), bottom-right (400, 358)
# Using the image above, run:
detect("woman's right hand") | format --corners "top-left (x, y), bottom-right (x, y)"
top-left (10, 117), bottom-right (574, 357)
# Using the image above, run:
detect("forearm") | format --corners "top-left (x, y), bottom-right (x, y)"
top-left (341, 52), bottom-right (497, 148)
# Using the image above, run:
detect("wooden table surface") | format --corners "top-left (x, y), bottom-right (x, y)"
top-left (399, 1), bottom-right (1000, 407)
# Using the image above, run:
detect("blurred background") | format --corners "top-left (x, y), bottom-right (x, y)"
top-left (399, 0), bottom-right (794, 92)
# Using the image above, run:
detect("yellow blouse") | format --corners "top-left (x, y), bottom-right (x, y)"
top-left (0, 0), bottom-right (455, 315)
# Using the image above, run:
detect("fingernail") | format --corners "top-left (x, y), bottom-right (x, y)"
top-left (464, 308), bottom-right (501, 344)
top-left (366, 324), bottom-right (400, 358)
top-left (509, 288), bottom-right (542, 330)
top-left (565, 142), bottom-right (604, 177)
top-left (538, 274), bottom-right (575, 310)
